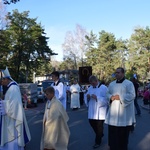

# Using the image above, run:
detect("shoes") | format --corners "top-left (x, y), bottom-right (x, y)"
top-left (130, 126), bottom-right (134, 133)
top-left (72, 107), bottom-right (79, 110)
top-left (93, 144), bottom-right (100, 149)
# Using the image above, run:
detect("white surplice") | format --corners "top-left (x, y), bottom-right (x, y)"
top-left (70, 83), bottom-right (80, 109)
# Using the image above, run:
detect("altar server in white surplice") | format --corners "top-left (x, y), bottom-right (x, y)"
top-left (0, 67), bottom-right (31, 150)
top-left (51, 71), bottom-right (66, 110)
top-left (105, 67), bottom-right (135, 150)
top-left (70, 79), bottom-right (80, 109)
top-left (85, 75), bottom-right (108, 149)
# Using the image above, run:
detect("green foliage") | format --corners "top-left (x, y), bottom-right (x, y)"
top-left (1, 9), bottom-right (150, 84)
top-left (0, 10), bottom-right (53, 82)
top-left (125, 69), bottom-right (134, 80)
top-left (84, 27), bottom-right (150, 83)
top-left (85, 30), bottom-right (127, 82)
top-left (59, 58), bottom-right (75, 70)
top-left (128, 26), bottom-right (150, 82)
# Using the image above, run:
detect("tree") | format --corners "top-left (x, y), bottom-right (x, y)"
top-left (85, 30), bottom-right (127, 82)
top-left (0, 2), bottom-right (10, 66)
top-left (127, 26), bottom-right (150, 80)
top-left (0, 1), bottom-right (7, 29)
top-left (62, 24), bottom-right (89, 69)
top-left (2, 9), bottom-right (53, 82)
top-left (3, 0), bottom-right (20, 5)
top-left (59, 58), bottom-right (75, 70)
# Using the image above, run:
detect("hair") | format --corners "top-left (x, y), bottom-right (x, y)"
top-left (8, 77), bottom-right (12, 80)
top-left (116, 67), bottom-right (125, 73)
top-left (51, 71), bottom-right (60, 78)
top-left (2, 77), bottom-right (11, 81)
top-left (45, 86), bottom-right (55, 94)
top-left (73, 79), bottom-right (78, 82)
top-left (130, 77), bottom-right (137, 82)
top-left (89, 75), bottom-right (98, 82)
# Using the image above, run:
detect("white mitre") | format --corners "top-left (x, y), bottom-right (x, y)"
top-left (2, 67), bottom-right (13, 81)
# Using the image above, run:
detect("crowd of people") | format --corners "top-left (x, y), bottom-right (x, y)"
top-left (0, 67), bottom-right (144, 150)
top-left (48, 69), bottom-right (138, 150)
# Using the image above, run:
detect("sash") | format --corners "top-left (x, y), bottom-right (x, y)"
top-left (7, 82), bottom-right (18, 89)
top-left (23, 122), bottom-right (30, 144)
top-left (3, 82), bottom-right (18, 100)
top-left (53, 80), bottom-right (61, 86)
top-left (93, 83), bottom-right (102, 88)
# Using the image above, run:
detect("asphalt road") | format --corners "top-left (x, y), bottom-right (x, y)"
top-left (25, 98), bottom-right (150, 150)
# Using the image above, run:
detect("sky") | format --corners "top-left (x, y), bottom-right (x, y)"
top-left (4, 0), bottom-right (150, 61)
